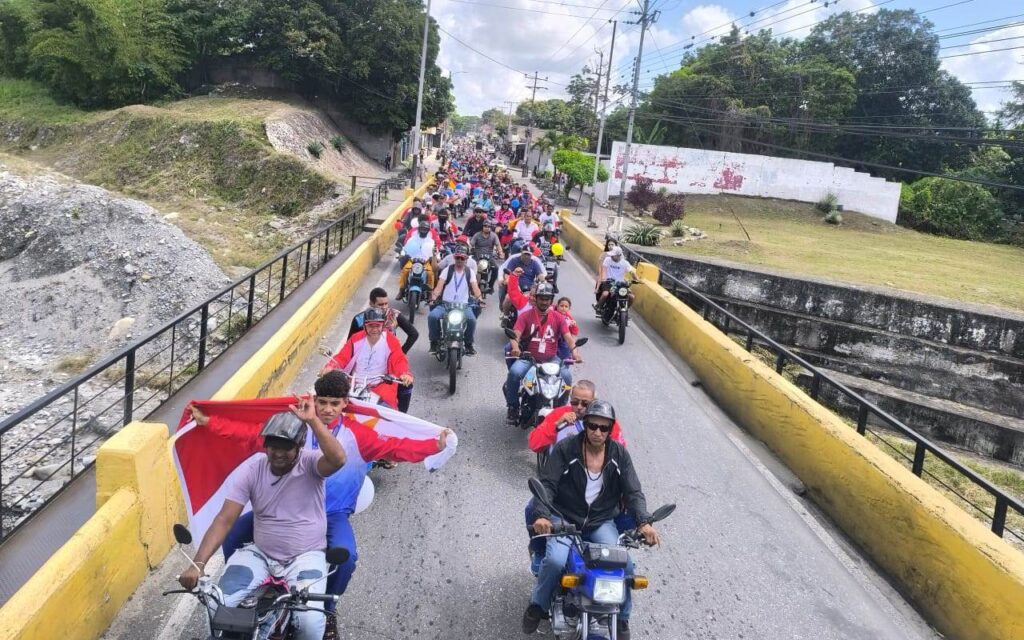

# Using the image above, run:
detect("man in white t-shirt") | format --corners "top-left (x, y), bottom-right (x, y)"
top-left (538, 204), bottom-right (559, 229)
top-left (428, 244), bottom-right (483, 355)
top-left (595, 246), bottom-right (638, 311)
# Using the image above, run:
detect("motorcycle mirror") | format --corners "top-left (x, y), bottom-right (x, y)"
top-left (575, 337), bottom-right (589, 347)
top-left (503, 328), bottom-right (517, 340)
top-left (325, 547), bottom-right (351, 566)
top-left (528, 478), bottom-right (557, 515)
top-left (650, 504), bottom-right (676, 523)
top-left (173, 523), bottom-right (193, 545)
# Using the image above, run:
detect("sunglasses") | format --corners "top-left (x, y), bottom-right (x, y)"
top-left (569, 398), bottom-right (591, 408)
top-left (455, 256), bottom-right (467, 261)
top-left (584, 421), bottom-right (613, 433)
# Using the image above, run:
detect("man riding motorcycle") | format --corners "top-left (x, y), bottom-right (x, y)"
top-left (428, 243), bottom-right (484, 356)
top-left (462, 206), bottom-right (490, 238)
top-left (505, 283), bottom-right (581, 422)
top-left (348, 288), bottom-right (418, 412)
top-left (595, 246), bottom-right (638, 313)
top-left (527, 381), bottom-right (625, 453)
top-left (470, 221), bottom-right (504, 292)
top-left (321, 307), bottom-right (413, 410)
top-left (398, 219), bottom-right (437, 301)
top-left (523, 401), bottom-right (660, 640)
top-left (499, 248), bottom-right (545, 304)
top-left (177, 406), bottom-right (347, 640)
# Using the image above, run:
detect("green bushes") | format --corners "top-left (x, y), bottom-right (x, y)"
top-left (653, 193), bottom-right (686, 225)
top-left (330, 135), bottom-right (345, 152)
top-left (550, 148), bottom-right (608, 197)
top-left (625, 176), bottom-right (659, 213)
top-left (899, 178), bottom-right (1005, 241)
top-left (306, 141), bottom-right (324, 158)
top-left (622, 222), bottom-right (662, 246)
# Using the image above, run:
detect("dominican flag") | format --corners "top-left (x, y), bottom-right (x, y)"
top-left (172, 397), bottom-right (457, 542)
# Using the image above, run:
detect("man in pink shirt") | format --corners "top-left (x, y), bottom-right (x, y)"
top-left (505, 283), bottom-right (583, 421)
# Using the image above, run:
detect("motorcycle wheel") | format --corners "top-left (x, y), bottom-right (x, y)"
top-left (618, 309), bottom-right (628, 345)
top-left (408, 289), bottom-right (420, 322)
top-left (448, 347), bottom-right (459, 394)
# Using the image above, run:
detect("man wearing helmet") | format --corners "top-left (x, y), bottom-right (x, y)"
top-left (505, 283), bottom-right (582, 421)
top-left (178, 405), bottom-right (346, 640)
top-left (398, 219), bottom-right (437, 301)
top-left (523, 401), bottom-right (660, 640)
top-left (320, 307), bottom-right (414, 410)
top-left (428, 243), bottom-right (483, 355)
top-left (461, 206), bottom-right (490, 238)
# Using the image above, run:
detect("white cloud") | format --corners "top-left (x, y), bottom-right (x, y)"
top-left (941, 25), bottom-right (1024, 114)
top-left (680, 4), bottom-right (736, 41)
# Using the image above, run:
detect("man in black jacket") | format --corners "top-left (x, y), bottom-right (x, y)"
top-left (523, 401), bottom-right (660, 640)
top-left (348, 287), bottom-right (418, 412)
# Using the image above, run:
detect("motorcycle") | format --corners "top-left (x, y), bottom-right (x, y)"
top-left (404, 255), bottom-right (430, 322)
top-left (527, 479), bottom-right (676, 640)
top-left (537, 238), bottom-right (560, 294)
top-left (476, 253), bottom-right (497, 297)
top-left (163, 524), bottom-right (349, 640)
top-left (504, 328), bottom-right (587, 430)
top-left (434, 301), bottom-right (475, 394)
top-left (347, 373), bottom-right (402, 406)
top-left (599, 280), bottom-right (632, 345)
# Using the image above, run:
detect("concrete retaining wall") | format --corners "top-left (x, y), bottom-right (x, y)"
top-left (603, 141), bottom-right (902, 222)
top-left (559, 210), bottom-right (1024, 640)
top-left (0, 182), bottom-right (431, 640)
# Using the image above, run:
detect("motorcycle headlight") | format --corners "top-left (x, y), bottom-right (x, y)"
top-left (617, 287), bottom-right (629, 297)
top-left (412, 262), bottom-right (425, 275)
top-left (538, 376), bottom-right (562, 399)
top-left (447, 308), bottom-right (465, 326)
top-left (592, 578), bottom-right (626, 604)
top-left (479, 259), bottom-right (489, 270)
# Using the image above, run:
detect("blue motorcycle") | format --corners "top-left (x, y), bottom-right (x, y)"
top-left (527, 478), bottom-right (675, 640)
top-left (403, 255), bottom-right (430, 322)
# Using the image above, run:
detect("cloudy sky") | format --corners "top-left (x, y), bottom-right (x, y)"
top-left (432, 0), bottom-right (1023, 118)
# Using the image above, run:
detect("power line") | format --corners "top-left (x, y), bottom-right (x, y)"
top-left (940, 45), bottom-right (1024, 60)
top-left (551, 0), bottom-right (620, 61)
top-left (442, 0), bottom-right (612, 20)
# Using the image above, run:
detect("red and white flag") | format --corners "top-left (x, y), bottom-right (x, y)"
top-left (171, 397), bottom-right (457, 542)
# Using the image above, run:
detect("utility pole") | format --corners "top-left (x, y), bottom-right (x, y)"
top-left (589, 49), bottom-right (604, 147)
top-left (523, 71), bottom-right (548, 177)
top-left (503, 100), bottom-right (516, 147)
top-left (587, 20), bottom-right (617, 227)
top-left (410, 0), bottom-right (432, 189)
top-left (615, 0), bottom-right (658, 224)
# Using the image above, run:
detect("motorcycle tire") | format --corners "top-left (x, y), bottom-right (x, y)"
top-left (408, 289), bottom-right (420, 322)
top-left (448, 347), bottom-right (459, 394)
top-left (618, 309), bottom-right (628, 345)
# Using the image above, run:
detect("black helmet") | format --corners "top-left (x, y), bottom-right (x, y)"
top-left (259, 412), bottom-right (307, 447)
top-left (584, 400), bottom-right (615, 422)
top-left (363, 307), bottom-right (387, 323)
top-left (535, 283), bottom-right (555, 300)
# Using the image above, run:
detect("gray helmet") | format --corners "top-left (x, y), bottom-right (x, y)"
top-left (584, 400), bottom-right (615, 422)
top-left (259, 412), bottom-right (307, 447)
top-left (363, 307), bottom-right (387, 323)
top-left (417, 219), bottom-right (430, 232)
top-left (535, 283), bottom-right (555, 300)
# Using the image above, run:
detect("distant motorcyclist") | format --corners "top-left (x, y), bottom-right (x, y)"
top-left (462, 206), bottom-right (490, 238)
top-left (523, 401), bottom-right (659, 640)
top-left (398, 219), bottom-right (437, 301)
top-left (505, 284), bottom-right (581, 422)
top-left (499, 248), bottom-right (545, 303)
top-left (595, 246), bottom-right (638, 311)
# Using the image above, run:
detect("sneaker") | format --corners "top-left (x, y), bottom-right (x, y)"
top-left (507, 406), bottom-right (520, 422)
top-left (465, 344), bottom-right (476, 356)
top-left (617, 618), bottom-right (631, 640)
top-left (429, 340), bottom-right (439, 354)
top-left (521, 603), bottom-right (545, 634)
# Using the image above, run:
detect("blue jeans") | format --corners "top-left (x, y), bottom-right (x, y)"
top-left (505, 358), bottom-right (572, 408)
top-left (223, 511), bottom-right (358, 614)
top-left (428, 304), bottom-right (477, 345)
top-left (530, 518), bottom-right (634, 619)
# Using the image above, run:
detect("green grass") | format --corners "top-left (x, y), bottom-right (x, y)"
top-left (0, 78), bottom-right (92, 124)
top-left (652, 194), bottom-right (1024, 312)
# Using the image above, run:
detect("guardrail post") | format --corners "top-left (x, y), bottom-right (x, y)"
top-left (324, 227), bottom-right (331, 261)
top-left (912, 442), bottom-right (926, 476)
top-left (809, 373), bottom-right (821, 400)
top-left (279, 253), bottom-right (289, 303)
top-left (745, 330), bottom-right (754, 352)
top-left (123, 350), bottom-right (135, 426)
top-left (992, 496), bottom-right (1008, 536)
top-left (304, 240), bottom-right (313, 279)
top-left (70, 387), bottom-right (79, 476)
top-left (775, 352), bottom-right (786, 374)
top-left (351, 176), bottom-right (357, 195)
top-left (246, 274), bottom-right (256, 328)
top-left (198, 303), bottom-right (209, 371)
top-left (856, 404), bottom-right (869, 435)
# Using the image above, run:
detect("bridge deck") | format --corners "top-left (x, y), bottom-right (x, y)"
top-left (102, 243), bottom-right (937, 639)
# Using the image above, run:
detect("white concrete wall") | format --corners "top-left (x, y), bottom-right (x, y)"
top-left (604, 142), bottom-right (901, 222)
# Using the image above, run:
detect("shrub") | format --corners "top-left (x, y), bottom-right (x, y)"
top-left (653, 193), bottom-right (686, 225)
top-left (669, 219), bottom-right (688, 237)
top-left (816, 192), bottom-right (839, 213)
top-left (330, 135), bottom-right (345, 151)
top-left (824, 210), bottom-right (843, 225)
top-left (622, 222), bottom-right (662, 246)
top-left (626, 176), bottom-right (661, 213)
top-left (899, 178), bottom-right (1005, 240)
top-left (307, 141), bottom-right (324, 158)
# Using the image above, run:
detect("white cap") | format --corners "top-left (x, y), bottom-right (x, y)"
top-left (609, 246), bottom-right (623, 258)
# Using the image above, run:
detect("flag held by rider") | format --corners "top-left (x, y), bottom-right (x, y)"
top-left (172, 397), bottom-right (458, 542)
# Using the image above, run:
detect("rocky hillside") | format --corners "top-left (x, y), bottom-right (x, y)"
top-left (0, 161), bottom-right (229, 419)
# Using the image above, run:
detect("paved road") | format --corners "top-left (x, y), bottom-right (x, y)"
top-left (104, 241), bottom-right (938, 640)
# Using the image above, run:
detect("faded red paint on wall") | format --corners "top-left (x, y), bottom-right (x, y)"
top-left (713, 167), bottom-right (744, 190)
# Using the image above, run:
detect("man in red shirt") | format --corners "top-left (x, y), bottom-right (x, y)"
top-left (528, 380), bottom-right (626, 453)
top-left (504, 283), bottom-right (582, 421)
top-left (320, 308), bottom-right (413, 409)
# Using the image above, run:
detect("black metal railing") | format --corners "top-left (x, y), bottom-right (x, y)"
top-left (621, 244), bottom-right (1024, 543)
top-left (0, 181), bottom-right (391, 542)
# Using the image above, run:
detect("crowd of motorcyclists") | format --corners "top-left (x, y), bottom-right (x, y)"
top-left (174, 141), bottom-right (661, 640)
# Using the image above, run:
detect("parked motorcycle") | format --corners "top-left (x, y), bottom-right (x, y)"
top-left (527, 479), bottom-right (675, 640)
top-left (505, 328), bottom-right (587, 429)
top-left (163, 524), bottom-right (348, 640)
top-left (599, 280), bottom-right (632, 345)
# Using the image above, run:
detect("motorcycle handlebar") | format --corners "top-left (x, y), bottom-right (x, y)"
top-left (304, 593), bottom-right (341, 604)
